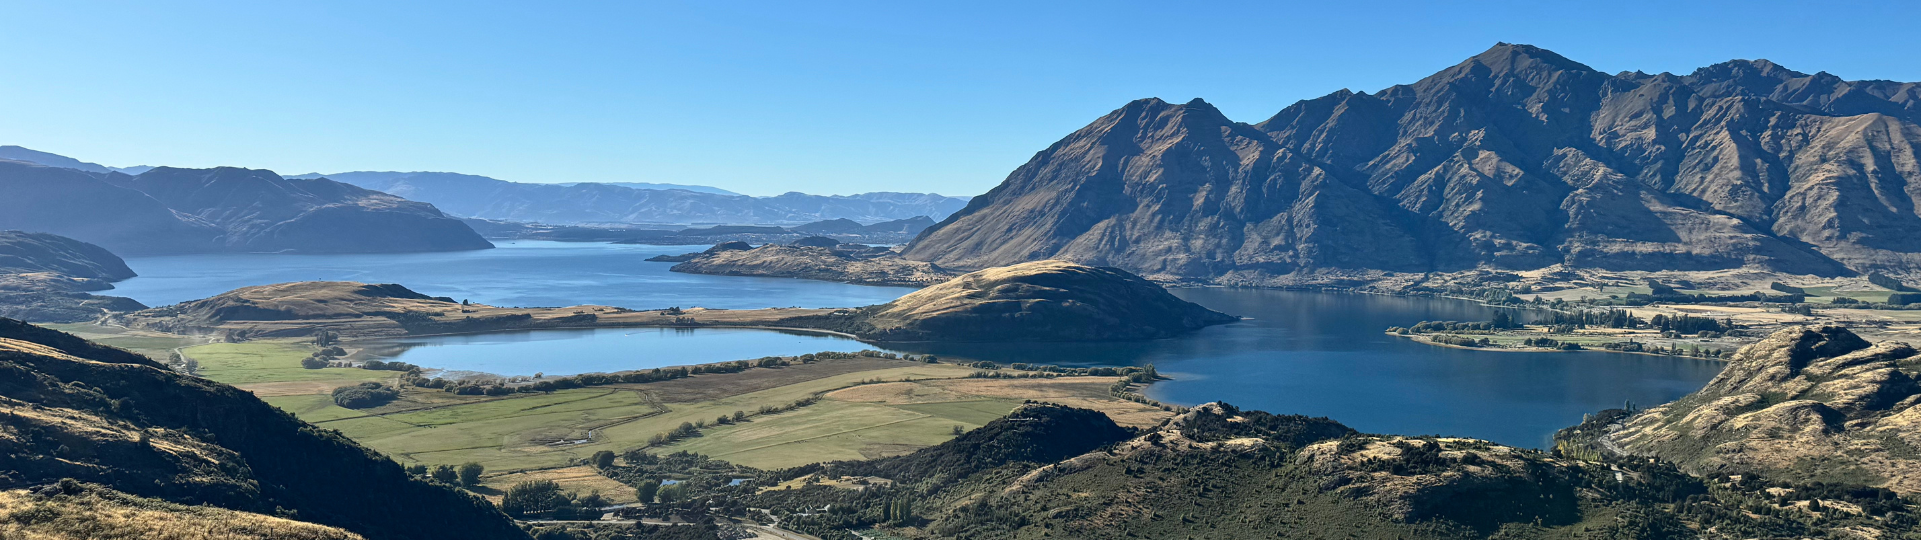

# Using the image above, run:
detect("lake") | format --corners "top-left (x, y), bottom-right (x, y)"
top-left (109, 241), bottom-right (911, 309)
top-left (116, 242), bottom-right (1723, 447)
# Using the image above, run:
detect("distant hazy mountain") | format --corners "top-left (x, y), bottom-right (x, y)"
top-left (0, 160), bottom-right (491, 256)
top-left (906, 43), bottom-right (1921, 281)
top-left (300, 170), bottom-right (971, 225)
top-left (563, 181), bottom-right (741, 196)
top-left (0, 145), bottom-right (151, 175)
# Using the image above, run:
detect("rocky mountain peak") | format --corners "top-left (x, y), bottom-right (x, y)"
top-left (904, 46), bottom-right (1921, 281)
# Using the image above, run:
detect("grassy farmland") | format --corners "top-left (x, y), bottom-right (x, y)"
top-left (173, 340), bottom-right (1174, 498)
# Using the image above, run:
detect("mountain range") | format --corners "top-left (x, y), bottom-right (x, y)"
top-left (904, 43), bottom-right (1921, 282)
top-left (296, 170), bottom-right (971, 225)
top-left (0, 145), bottom-right (153, 175)
top-left (0, 160), bottom-right (491, 256)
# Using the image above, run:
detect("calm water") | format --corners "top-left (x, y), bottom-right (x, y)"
top-left (118, 242), bottom-right (1723, 448)
top-left (109, 241), bottom-right (912, 309)
top-left (363, 327), bottom-right (883, 377)
top-left (886, 289), bottom-right (1723, 448)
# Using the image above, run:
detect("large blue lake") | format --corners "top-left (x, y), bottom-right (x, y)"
top-left (116, 241), bottom-right (1722, 447)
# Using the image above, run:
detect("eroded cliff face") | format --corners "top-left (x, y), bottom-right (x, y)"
top-left (1599, 325), bottom-right (1921, 493)
top-left (904, 44), bottom-right (1921, 282)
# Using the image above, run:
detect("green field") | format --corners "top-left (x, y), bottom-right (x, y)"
top-left (666, 398), bottom-right (1020, 468)
top-left (35, 323), bottom-right (203, 362)
top-left (184, 341), bottom-right (388, 386)
top-left (277, 364), bottom-right (983, 474)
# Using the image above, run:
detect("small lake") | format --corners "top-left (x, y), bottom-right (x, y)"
top-left (362, 327), bottom-right (880, 377)
top-left (119, 242), bottom-right (1723, 448)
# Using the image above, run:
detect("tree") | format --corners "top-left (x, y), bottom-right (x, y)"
top-left (590, 450), bottom-right (616, 469)
top-left (635, 479), bottom-right (661, 504)
top-left (431, 464), bottom-right (457, 484)
top-left (952, 425), bottom-right (964, 436)
top-left (656, 482), bottom-right (687, 503)
top-left (500, 480), bottom-right (569, 518)
top-left (301, 356), bottom-right (328, 369)
top-left (457, 462), bottom-right (484, 487)
top-left (1491, 311), bottom-right (1514, 329)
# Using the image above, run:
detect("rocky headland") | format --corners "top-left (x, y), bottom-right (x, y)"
top-left (0, 231), bottom-right (146, 322)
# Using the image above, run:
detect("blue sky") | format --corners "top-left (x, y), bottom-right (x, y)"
top-left (2, 1), bottom-right (1916, 197)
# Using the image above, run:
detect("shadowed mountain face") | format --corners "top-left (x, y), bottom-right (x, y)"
top-left (904, 44), bottom-right (1921, 281)
top-left (0, 231), bottom-right (134, 281)
top-left (0, 161), bottom-right (492, 256)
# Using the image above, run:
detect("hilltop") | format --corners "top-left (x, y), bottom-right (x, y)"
top-left (786, 260), bottom-right (1238, 341)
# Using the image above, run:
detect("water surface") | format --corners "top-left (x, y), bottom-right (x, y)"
top-left (885, 289), bottom-right (1723, 448)
top-left (110, 241), bottom-right (912, 309)
top-left (366, 327), bottom-right (881, 377)
top-left (119, 243), bottom-right (1722, 447)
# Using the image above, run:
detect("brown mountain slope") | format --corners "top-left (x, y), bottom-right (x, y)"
top-left (904, 43), bottom-right (1921, 282)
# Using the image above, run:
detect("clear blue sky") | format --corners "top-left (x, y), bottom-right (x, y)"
top-left (3, 1), bottom-right (1916, 197)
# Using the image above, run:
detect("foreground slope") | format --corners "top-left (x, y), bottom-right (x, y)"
top-left (0, 482), bottom-right (362, 540)
top-left (905, 43), bottom-right (1921, 281)
top-left (0, 318), bottom-right (528, 539)
top-left (753, 402), bottom-right (1917, 539)
top-left (1579, 325), bottom-right (1921, 493)
top-left (0, 160), bottom-right (491, 256)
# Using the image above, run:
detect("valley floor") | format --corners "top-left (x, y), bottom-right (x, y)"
top-left (53, 326), bottom-right (1173, 502)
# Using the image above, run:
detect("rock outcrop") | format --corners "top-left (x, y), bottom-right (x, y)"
top-left (903, 43), bottom-right (1921, 282)
top-left (790, 260), bottom-right (1237, 341)
top-left (0, 160), bottom-right (492, 256)
top-left (0, 231), bottom-right (146, 322)
top-left (1592, 325), bottom-right (1921, 493)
